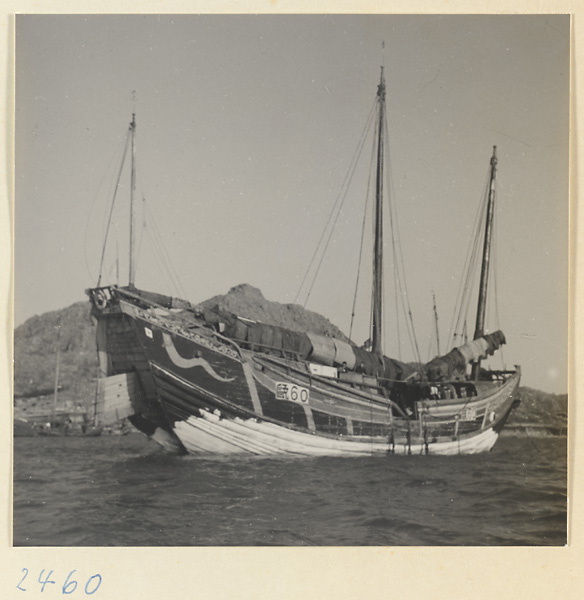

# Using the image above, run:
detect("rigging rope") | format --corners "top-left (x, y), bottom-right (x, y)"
top-left (97, 128), bottom-right (131, 286)
top-left (489, 202), bottom-right (505, 368)
top-left (92, 118), bottom-right (188, 301)
top-left (295, 98), bottom-right (377, 306)
top-left (142, 199), bottom-right (188, 300)
top-left (115, 237), bottom-right (120, 285)
top-left (84, 133), bottom-right (129, 285)
top-left (383, 115), bottom-right (423, 367)
top-left (349, 135), bottom-right (376, 341)
top-left (447, 168), bottom-right (491, 349)
top-left (135, 194), bottom-right (147, 282)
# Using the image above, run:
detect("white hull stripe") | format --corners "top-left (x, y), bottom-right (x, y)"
top-left (173, 411), bottom-right (499, 457)
top-left (302, 404), bottom-right (316, 431)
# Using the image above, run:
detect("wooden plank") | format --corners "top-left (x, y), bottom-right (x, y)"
top-left (97, 372), bottom-right (138, 423)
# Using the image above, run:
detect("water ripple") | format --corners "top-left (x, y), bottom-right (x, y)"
top-left (13, 434), bottom-right (567, 546)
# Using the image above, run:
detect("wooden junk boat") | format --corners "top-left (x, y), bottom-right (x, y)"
top-left (87, 69), bottom-right (520, 456)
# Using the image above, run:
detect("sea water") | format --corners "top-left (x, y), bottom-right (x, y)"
top-left (13, 433), bottom-right (566, 546)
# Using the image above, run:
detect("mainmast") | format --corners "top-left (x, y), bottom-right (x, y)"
top-left (471, 146), bottom-right (498, 379)
top-left (371, 67), bottom-right (386, 356)
top-left (128, 113), bottom-right (137, 288)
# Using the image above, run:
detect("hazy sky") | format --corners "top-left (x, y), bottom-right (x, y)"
top-left (15, 14), bottom-right (569, 393)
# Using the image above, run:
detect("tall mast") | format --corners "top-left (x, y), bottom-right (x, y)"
top-left (432, 292), bottom-right (441, 356)
top-left (371, 67), bottom-right (386, 355)
top-left (471, 146), bottom-right (498, 379)
top-left (128, 113), bottom-right (136, 288)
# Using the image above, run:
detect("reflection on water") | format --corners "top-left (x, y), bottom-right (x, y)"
top-left (13, 434), bottom-right (566, 546)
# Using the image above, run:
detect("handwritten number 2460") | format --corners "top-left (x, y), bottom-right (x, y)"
top-left (17, 569), bottom-right (102, 594)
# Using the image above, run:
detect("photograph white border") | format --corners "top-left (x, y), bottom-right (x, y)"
top-left (2, 2), bottom-right (580, 599)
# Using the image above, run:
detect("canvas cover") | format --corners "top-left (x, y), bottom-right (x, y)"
top-left (202, 307), bottom-right (417, 384)
top-left (306, 332), bottom-right (336, 366)
top-left (352, 346), bottom-right (385, 377)
top-left (210, 309), bottom-right (312, 359)
top-left (332, 338), bottom-right (357, 370)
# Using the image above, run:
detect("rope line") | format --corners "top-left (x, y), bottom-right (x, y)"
top-left (447, 167), bottom-right (492, 349)
top-left (84, 132), bottom-right (129, 284)
top-left (383, 115), bottom-right (422, 366)
top-left (295, 98), bottom-right (377, 306)
top-left (490, 202), bottom-right (505, 368)
top-left (143, 199), bottom-right (188, 299)
top-left (349, 134), bottom-right (376, 341)
top-left (97, 128), bottom-right (131, 286)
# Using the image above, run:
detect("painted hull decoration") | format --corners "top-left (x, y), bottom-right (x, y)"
top-left (162, 332), bottom-right (235, 382)
top-left (87, 70), bottom-right (520, 456)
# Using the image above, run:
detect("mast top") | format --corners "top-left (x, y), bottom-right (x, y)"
top-left (491, 145), bottom-right (497, 167)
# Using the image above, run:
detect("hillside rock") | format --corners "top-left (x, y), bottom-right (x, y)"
top-left (14, 301), bottom-right (98, 418)
top-left (199, 284), bottom-right (349, 341)
top-left (508, 386), bottom-right (568, 429)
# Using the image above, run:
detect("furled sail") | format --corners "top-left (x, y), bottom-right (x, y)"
top-left (424, 330), bottom-right (506, 380)
top-left (200, 307), bottom-right (415, 384)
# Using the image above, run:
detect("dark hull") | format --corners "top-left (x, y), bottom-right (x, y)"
top-left (88, 287), bottom-right (520, 456)
top-left (92, 292), bottom-right (186, 453)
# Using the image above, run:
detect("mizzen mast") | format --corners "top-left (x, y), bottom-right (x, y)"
top-left (471, 146), bottom-right (498, 379)
top-left (371, 67), bottom-right (386, 356)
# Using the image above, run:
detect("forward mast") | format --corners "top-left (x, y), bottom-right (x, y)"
top-left (129, 113), bottom-right (137, 288)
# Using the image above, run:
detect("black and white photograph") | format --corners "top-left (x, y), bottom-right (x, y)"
top-left (12, 11), bottom-right (569, 557)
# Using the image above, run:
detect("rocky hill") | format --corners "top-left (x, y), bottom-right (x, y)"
top-left (13, 284), bottom-right (568, 432)
top-left (14, 301), bottom-right (97, 417)
top-left (505, 386), bottom-right (567, 433)
top-left (198, 284), bottom-right (349, 341)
